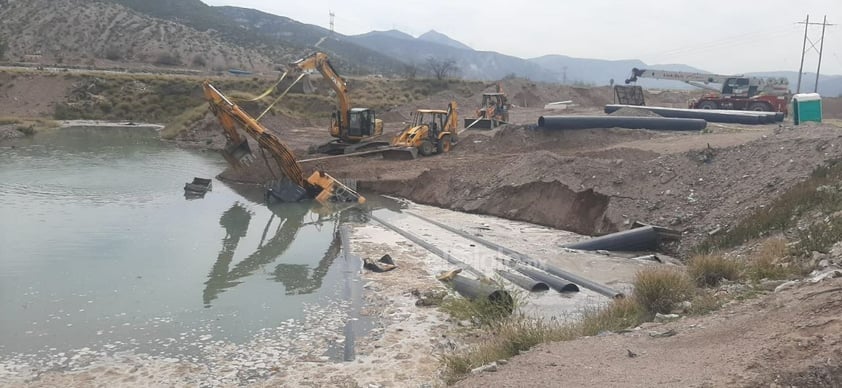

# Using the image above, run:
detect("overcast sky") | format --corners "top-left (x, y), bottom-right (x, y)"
top-left (203, 0), bottom-right (842, 75)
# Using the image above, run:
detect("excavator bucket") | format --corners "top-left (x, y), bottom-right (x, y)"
top-left (380, 147), bottom-right (419, 160)
top-left (222, 138), bottom-right (254, 167)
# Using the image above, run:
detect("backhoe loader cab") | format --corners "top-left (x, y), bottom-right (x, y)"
top-left (386, 101), bottom-right (458, 160)
top-left (465, 91), bottom-right (509, 129)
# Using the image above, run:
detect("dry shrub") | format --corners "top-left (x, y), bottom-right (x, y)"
top-left (633, 267), bottom-right (694, 314)
top-left (746, 238), bottom-right (795, 281)
top-left (687, 253), bottom-right (743, 287)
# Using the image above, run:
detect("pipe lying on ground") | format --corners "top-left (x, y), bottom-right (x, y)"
top-left (495, 269), bottom-right (550, 292)
top-left (604, 104), bottom-right (783, 124)
top-left (510, 264), bottom-right (579, 292)
top-left (450, 274), bottom-right (514, 315)
top-left (405, 211), bottom-right (623, 299)
top-left (368, 213), bottom-right (484, 278)
top-left (538, 115), bottom-right (707, 131)
top-left (565, 226), bottom-right (659, 252)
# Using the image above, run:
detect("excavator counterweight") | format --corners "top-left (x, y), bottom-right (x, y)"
top-left (202, 81), bottom-right (365, 205)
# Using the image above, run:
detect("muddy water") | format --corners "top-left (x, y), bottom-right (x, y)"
top-left (0, 127), bottom-right (362, 367)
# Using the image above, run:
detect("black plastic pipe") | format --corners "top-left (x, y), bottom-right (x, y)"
top-left (512, 264), bottom-right (579, 292)
top-left (451, 274), bottom-right (514, 315)
top-left (495, 269), bottom-right (550, 292)
top-left (538, 115), bottom-right (707, 131)
top-left (404, 211), bottom-right (623, 299)
top-left (604, 105), bottom-right (782, 124)
top-left (565, 226), bottom-right (659, 252)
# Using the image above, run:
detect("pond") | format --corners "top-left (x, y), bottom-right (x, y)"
top-left (0, 127), bottom-right (366, 366)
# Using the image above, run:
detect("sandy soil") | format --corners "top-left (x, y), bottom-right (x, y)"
top-left (458, 276), bottom-right (842, 388)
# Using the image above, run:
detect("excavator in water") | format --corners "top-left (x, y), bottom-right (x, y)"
top-left (464, 83), bottom-right (510, 129)
top-left (288, 52), bottom-right (387, 155)
top-left (625, 67), bottom-right (790, 113)
top-left (385, 101), bottom-right (459, 160)
top-left (202, 80), bottom-right (365, 205)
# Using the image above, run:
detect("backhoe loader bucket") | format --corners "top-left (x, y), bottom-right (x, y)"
top-left (380, 147), bottom-right (418, 160)
top-left (464, 118), bottom-right (499, 130)
top-left (222, 138), bottom-right (254, 167)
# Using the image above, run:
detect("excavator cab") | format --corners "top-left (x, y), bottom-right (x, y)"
top-left (346, 108), bottom-right (376, 137)
top-left (464, 85), bottom-right (509, 129)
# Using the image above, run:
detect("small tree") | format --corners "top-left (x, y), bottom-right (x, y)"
top-left (425, 57), bottom-right (459, 80)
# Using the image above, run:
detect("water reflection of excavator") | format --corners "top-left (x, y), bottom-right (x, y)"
top-left (289, 52), bottom-right (387, 155)
top-left (203, 202), bottom-right (345, 306)
top-left (202, 81), bottom-right (365, 204)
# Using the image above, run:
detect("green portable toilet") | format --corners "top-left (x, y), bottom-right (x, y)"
top-left (791, 93), bottom-right (822, 125)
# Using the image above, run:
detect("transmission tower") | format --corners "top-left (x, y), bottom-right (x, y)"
top-left (329, 11), bottom-right (335, 35)
top-left (796, 15), bottom-right (835, 93)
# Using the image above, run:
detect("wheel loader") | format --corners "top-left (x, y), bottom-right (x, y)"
top-left (464, 83), bottom-right (510, 129)
top-left (383, 101), bottom-right (458, 160)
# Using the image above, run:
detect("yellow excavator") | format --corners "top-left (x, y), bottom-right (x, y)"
top-left (202, 81), bottom-right (365, 205)
top-left (289, 52), bottom-right (387, 155)
top-left (385, 101), bottom-right (459, 160)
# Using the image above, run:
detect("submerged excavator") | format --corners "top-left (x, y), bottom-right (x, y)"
top-left (202, 80), bottom-right (365, 205)
top-left (289, 52), bottom-right (387, 155)
top-left (385, 101), bottom-right (459, 160)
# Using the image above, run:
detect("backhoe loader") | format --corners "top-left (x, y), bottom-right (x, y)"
top-left (202, 80), bottom-right (364, 205)
top-left (289, 52), bottom-right (387, 155)
top-left (384, 101), bottom-right (459, 160)
top-left (464, 83), bottom-right (510, 129)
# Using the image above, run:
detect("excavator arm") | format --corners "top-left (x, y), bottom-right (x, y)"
top-left (289, 52), bottom-right (349, 139)
top-left (202, 81), bottom-right (364, 205)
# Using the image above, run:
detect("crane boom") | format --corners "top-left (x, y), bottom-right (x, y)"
top-left (202, 80), bottom-right (365, 205)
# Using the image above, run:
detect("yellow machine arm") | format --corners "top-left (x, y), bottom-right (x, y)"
top-left (289, 52), bottom-right (349, 139)
top-left (202, 81), bottom-right (365, 204)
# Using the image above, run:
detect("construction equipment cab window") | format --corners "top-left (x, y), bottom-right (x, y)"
top-left (347, 108), bottom-right (374, 137)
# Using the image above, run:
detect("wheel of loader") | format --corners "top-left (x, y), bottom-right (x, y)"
top-left (419, 140), bottom-right (434, 156)
top-left (437, 134), bottom-right (452, 154)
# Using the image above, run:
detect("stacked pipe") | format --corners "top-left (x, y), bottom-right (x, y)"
top-left (603, 104), bottom-right (784, 124)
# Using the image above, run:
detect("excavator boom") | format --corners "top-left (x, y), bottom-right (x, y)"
top-left (202, 81), bottom-right (365, 205)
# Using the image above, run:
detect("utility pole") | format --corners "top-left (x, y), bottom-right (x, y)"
top-left (796, 15), bottom-right (809, 94)
top-left (814, 15), bottom-right (828, 93)
top-left (796, 15), bottom-right (835, 94)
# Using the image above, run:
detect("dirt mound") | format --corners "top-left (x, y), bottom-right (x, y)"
top-left (609, 107), bottom-right (662, 117)
top-left (377, 111), bottom-right (408, 123)
top-left (459, 125), bottom-right (664, 155)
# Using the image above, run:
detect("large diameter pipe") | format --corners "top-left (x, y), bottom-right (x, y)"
top-left (450, 274), bottom-right (514, 316)
top-left (604, 105), bottom-right (782, 124)
top-left (538, 116), bottom-right (707, 131)
top-left (512, 264), bottom-right (579, 293)
top-left (495, 269), bottom-right (550, 292)
top-left (404, 211), bottom-right (623, 299)
top-left (565, 226), bottom-right (659, 252)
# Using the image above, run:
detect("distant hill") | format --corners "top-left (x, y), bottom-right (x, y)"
top-left (418, 30), bottom-right (473, 50)
top-left (346, 31), bottom-right (558, 81)
top-left (0, 0), bottom-right (274, 71)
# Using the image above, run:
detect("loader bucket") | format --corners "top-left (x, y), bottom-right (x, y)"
top-left (381, 147), bottom-right (418, 160)
top-left (222, 138), bottom-right (254, 167)
top-left (464, 118), bottom-right (495, 130)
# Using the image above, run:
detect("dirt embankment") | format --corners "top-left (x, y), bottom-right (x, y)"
top-left (458, 277), bottom-right (842, 387)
